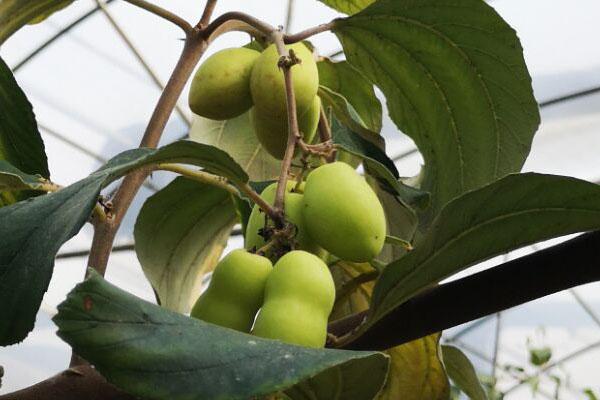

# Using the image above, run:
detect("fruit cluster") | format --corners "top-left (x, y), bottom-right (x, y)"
top-left (189, 43), bottom-right (386, 348)
top-left (188, 43), bottom-right (320, 159)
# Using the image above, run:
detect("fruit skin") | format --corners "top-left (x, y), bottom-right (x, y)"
top-left (188, 48), bottom-right (260, 120)
top-left (250, 43), bottom-right (319, 116)
top-left (191, 250), bottom-right (272, 332)
top-left (251, 96), bottom-right (321, 159)
top-left (252, 251), bottom-right (335, 347)
top-left (302, 162), bottom-right (386, 262)
top-left (245, 182), bottom-right (323, 257)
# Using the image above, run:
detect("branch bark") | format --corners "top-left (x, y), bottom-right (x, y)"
top-left (335, 231), bottom-right (600, 351)
top-left (0, 365), bottom-right (137, 400)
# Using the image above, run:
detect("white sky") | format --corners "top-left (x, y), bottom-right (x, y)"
top-left (1, 0), bottom-right (600, 397)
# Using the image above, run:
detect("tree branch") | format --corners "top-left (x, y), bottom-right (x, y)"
top-left (334, 231), bottom-right (600, 351)
top-left (121, 0), bottom-right (192, 33)
top-left (0, 365), bottom-right (136, 400)
top-left (199, 0), bottom-right (218, 27)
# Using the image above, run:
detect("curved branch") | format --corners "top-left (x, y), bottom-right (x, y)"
top-left (333, 231), bottom-right (600, 350)
top-left (0, 365), bottom-right (136, 400)
top-left (121, 0), bottom-right (192, 33)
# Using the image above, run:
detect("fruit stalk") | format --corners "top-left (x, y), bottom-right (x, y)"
top-left (272, 31), bottom-right (300, 222)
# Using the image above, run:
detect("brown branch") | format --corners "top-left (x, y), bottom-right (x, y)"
top-left (284, 21), bottom-right (336, 43)
top-left (272, 31), bottom-right (300, 222)
top-left (121, 0), bottom-right (192, 33)
top-left (199, 0), bottom-right (218, 27)
top-left (332, 231), bottom-right (600, 351)
top-left (0, 365), bottom-right (137, 400)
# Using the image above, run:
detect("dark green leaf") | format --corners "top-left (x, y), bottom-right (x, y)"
top-left (0, 0), bottom-right (73, 44)
top-left (369, 173), bottom-right (600, 326)
top-left (334, 0), bottom-right (540, 216)
top-left (0, 56), bottom-right (48, 178)
top-left (317, 0), bottom-right (375, 15)
top-left (318, 86), bottom-right (384, 150)
top-left (442, 345), bottom-right (488, 400)
top-left (134, 177), bottom-right (236, 313)
top-left (377, 188), bottom-right (418, 263)
top-left (53, 271), bottom-right (389, 400)
top-left (318, 59), bottom-right (382, 132)
top-left (0, 140), bottom-right (246, 345)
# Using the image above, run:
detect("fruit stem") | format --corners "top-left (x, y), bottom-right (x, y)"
top-left (121, 0), bottom-right (192, 33)
top-left (271, 30), bottom-right (300, 225)
top-left (384, 235), bottom-right (414, 251)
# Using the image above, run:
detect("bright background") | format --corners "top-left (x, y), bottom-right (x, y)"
top-left (1, 0), bottom-right (600, 398)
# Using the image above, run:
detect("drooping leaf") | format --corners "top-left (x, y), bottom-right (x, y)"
top-left (0, 56), bottom-right (48, 178)
top-left (0, 0), bottom-right (74, 45)
top-left (378, 334), bottom-right (449, 400)
top-left (331, 118), bottom-right (429, 210)
top-left (317, 0), bottom-right (375, 15)
top-left (53, 271), bottom-right (389, 400)
top-left (334, 0), bottom-right (540, 216)
top-left (376, 188), bottom-right (418, 264)
top-left (368, 173), bottom-right (600, 327)
top-left (442, 345), bottom-right (488, 400)
top-left (0, 140), bottom-right (247, 345)
top-left (319, 86), bottom-right (384, 149)
top-left (134, 177), bottom-right (236, 313)
top-left (318, 59), bottom-right (382, 132)
top-left (189, 112), bottom-right (280, 181)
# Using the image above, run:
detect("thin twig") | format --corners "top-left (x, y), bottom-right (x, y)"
top-left (199, 0), bottom-right (218, 27)
top-left (384, 235), bottom-right (413, 251)
top-left (157, 163), bottom-right (240, 196)
top-left (121, 0), bottom-right (192, 33)
top-left (284, 21), bottom-right (336, 43)
top-left (284, 0), bottom-right (295, 32)
top-left (237, 182), bottom-right (280, 221)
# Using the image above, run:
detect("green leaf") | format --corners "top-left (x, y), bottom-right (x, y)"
top-left (0, 56), bottom-right (49, 178)
top-left (369, 173), bottom-right (600, 326)
top-left (376, 188), bottom-right (418, 264)
top-left (442, 345), bottom-right (488, 400)
top-left (0, 140), bottom-right (247, 345)
top-left (319, 86), bottom-right (384, 150)
top-left (134, 177), bottom-right (236, 313)
top-left (53, 271), bottom-right (389, 400)
top-left (333, 0), bottom-right (540, 216)
top-left (0, 0), bottom-right (73, 44)
top-left (528, 346), bottom-right (551, 366)
top-left (189, 112), bottom-right (280, 181)
top-left (318, 59), bottom-right (382, 132)
top-left (331, 118), bottom-right (429, 211)
top-left (0, 160), bottom-right (47, 192)
top-left (378, 334), bottom-right (449, 400)
top-left (317, 0), bottom-right (375, 15)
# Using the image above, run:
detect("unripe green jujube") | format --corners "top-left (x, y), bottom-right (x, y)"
top-left (245, 182), bottom-right (323, 256)
top-left (191, 249), bottom-right (272, 332)
top-left (188, 48), bottom-right (260, 120)
top-left (252, 250), bottom-right (335, 347)
top-left (250, 43), bottom-right (319, 116)
top-left (251, 96), bottom-right (321, 159)
top-left (302, 162), bottom-right (386, 262)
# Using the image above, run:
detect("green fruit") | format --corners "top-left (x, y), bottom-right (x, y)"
top-left (245, 182), bottom-right (323, 256)
top-left (188, 48), bottom-right (260, 120)
top-left (302, 162), bottom-right (386, 262)
top-left (250, 43), bottom-right (319, 116)
top-left (251, 96), bottom-right (321, 159)
top-left (191, 249), bottom-right (272, 332)
top-left (252, 250), bottom-right (335, 347)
